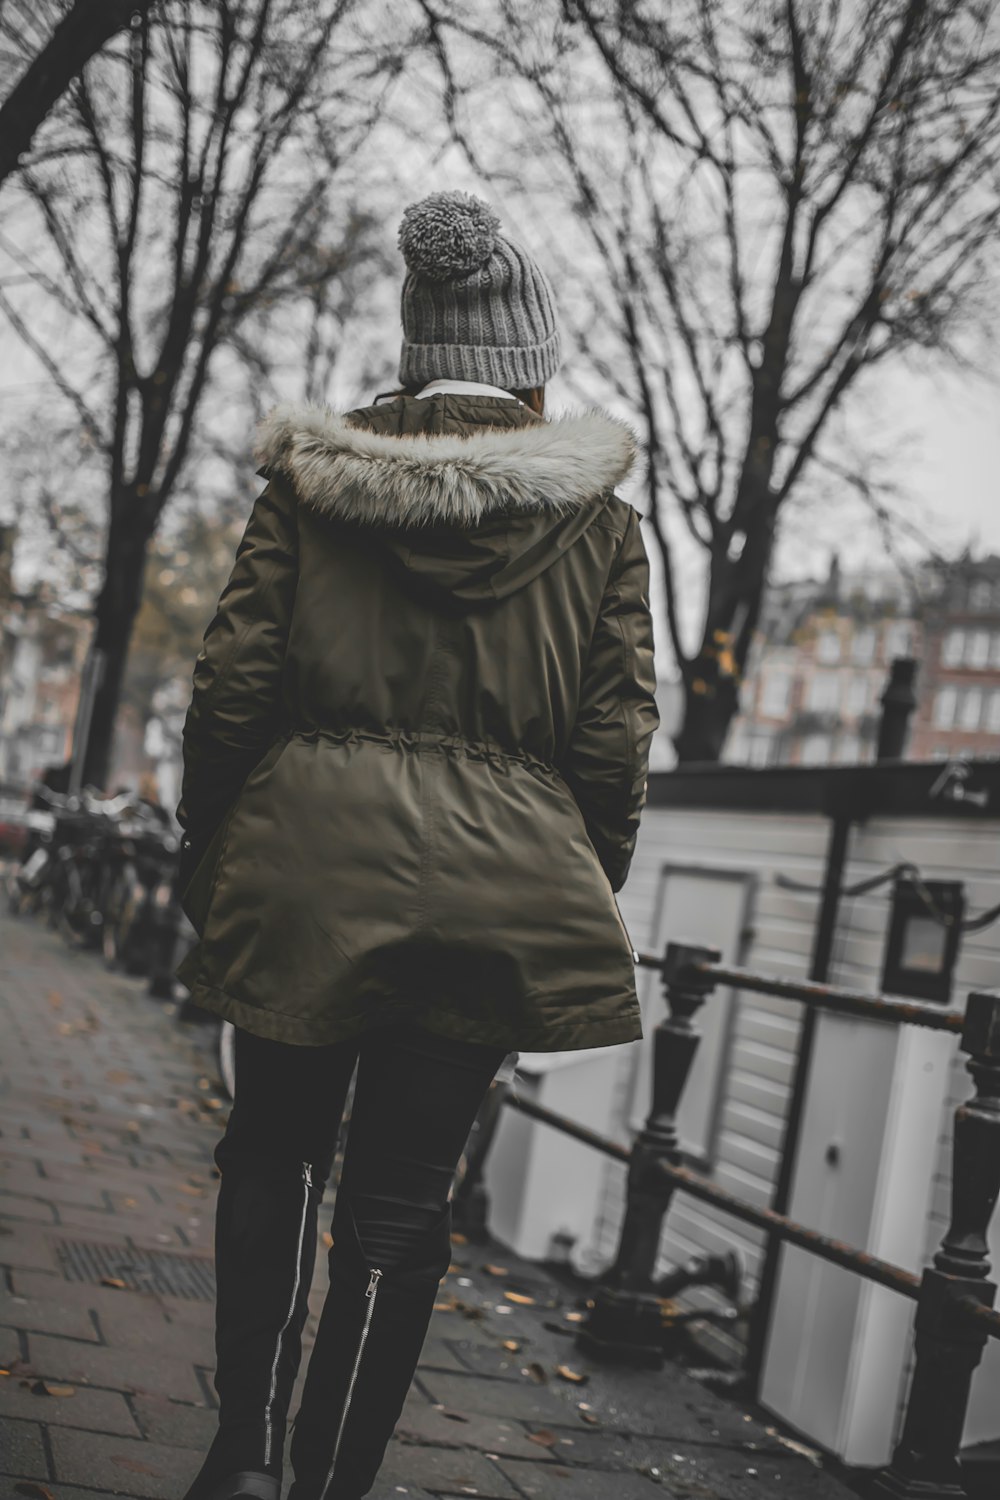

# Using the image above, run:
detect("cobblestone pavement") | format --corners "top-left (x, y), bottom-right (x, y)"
top-left (0, 905), bottom-right (863, 1500)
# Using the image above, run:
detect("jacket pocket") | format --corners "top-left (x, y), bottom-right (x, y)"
top-left (180, 733), bottom-right (292, 937)
top-left (180, 803), bottom-right (237, 938)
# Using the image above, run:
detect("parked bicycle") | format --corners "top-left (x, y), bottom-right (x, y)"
top-left (5, 779), bottom-right (234, 1100)
top-left (100, 800), bottom-right (181, 975)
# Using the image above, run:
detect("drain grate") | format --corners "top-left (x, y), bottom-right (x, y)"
top-left (57, 1239), bottom-right (216, 1301)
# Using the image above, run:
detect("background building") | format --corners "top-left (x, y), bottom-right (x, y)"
top-left (909, 555), bottom-right (1000, 761)
top-left (726, 553), bottom-right (1000, 767)
top-left (0, 582), bottom-right (90, 786)
top-left (726, 559), bottom-right (919, 767)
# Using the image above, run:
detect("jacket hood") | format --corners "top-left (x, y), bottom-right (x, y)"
top-left (255, 395), bottom-right (638, 608)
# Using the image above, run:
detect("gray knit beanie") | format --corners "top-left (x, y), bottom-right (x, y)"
top-left (397, 191), bottom-right (561, 390)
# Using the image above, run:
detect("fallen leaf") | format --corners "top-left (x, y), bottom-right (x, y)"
top-left (447, 1262), bottom-right (465, 1274)
top-left (523, 1362), bottom-right (547, 1384)
top-left (14, 1483), bottom-right (55, 1499)
top-left (527, 1429), bottom-right (557, 1448)
top-left (451, 1231), bottom-right (468, 1245)
top-left (179, 1183), bottom-right (205, 1197)
top-left (105, 1069), bottom-right (131, 1084)
top-left (579, 1410), bottom-right (600, 1426)
top-left (556, 1364), bottom-right (589, 1385)
top-left (112, 1455), bottom-right (159, 1475)
top-left (433, 1302), bottom-right (455, 1312)
top-left (765, 1427), bottom-right (824, 1466)
top-left (100, 1276), bottom-right (126, 1289)
top-left (501, 1339), bottom-right (522, 1353)
top-left (47, 991), bottom-right (63, 1009)
top-left (29, 1380), bottom-right (75, 1397)
top-left (483, 1263), bottom-right (509, 1277)
top-left (564, 1310), bottom-right (585, 1323)
top-left (504, 1291), bottom-right (535, 1306)
top-left (123, 1197), bottom-right (138, 1209)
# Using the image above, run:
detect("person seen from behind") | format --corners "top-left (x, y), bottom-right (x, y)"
top-left (174, 189), bottom-right (658, 1500)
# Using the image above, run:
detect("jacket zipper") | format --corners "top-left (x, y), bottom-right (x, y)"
top-left (263, 1161), bottom-right (312, 1466)
top-left (320, 1265), bottom-right (383, 1497)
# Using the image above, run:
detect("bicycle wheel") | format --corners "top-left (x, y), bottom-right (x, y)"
top-left (218, 1021), bottom-right (236, 1100)
top-left (102, 868), bottom-right (134, 968)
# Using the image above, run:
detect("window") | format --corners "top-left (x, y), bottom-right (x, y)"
top-left (747, 735), bottom-right (774, 767)
top-left (959, 688), bottom-right (983, 731)
top-left (852, 628), bottom-right (876, 664)
top-left (970, 580), bottom-right (992, 611)
top-left (941, 630), bottom-right (965, 667)
top-left (933, 687), bottom-right (957, 728)
top-left (800, 734), bottom-right (832, 765)
top-left (837, 733), bottom-right (861, 763)
top-left (807, 670), bottom-right (841, 712)
top-left (847, 673), bottom-right (870, 716)
top-left (990, 634), bottom-right (1000, 669)
top-left (816, 630), bottom-right (841, 664)
top-left (760, 670), bottom-right (791, 717)
top-left (883, 621), bottom-right (912, 660)
top-left (967, 631), bottom-right (991, 669)
top-left (985, 691), bottom-right (1000, 735)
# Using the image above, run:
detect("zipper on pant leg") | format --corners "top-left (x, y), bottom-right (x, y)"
top-left (320, 1265), bottom-right (383, 1498)
top-left (263, 1161), bottom-right (313, 1467)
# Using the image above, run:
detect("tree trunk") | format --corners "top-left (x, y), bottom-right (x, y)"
top-left (672, 501), bottom-right (775, 765)
top-left (80, 509), bottom-right (152, 789)
top-left (672, 663), bottom-right (741, 764)
top-left (0, 1), bottom-right (155, 187)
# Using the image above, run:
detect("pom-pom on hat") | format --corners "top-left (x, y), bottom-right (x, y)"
top-left (398, 190), bottom-right (561, 390)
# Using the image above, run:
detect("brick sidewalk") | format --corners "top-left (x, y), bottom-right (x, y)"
top-left (0, 906), bottom-right (861, 1500)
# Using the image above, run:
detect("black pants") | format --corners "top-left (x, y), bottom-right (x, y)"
top-left (198, 1023), bottom-right (506, 1498)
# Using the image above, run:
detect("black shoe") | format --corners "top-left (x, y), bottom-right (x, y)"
top-left (186, 1471), bottom-right (279, 1500)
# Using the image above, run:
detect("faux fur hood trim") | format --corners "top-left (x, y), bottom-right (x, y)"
top-left (254, 403), bottom-right (637, 528)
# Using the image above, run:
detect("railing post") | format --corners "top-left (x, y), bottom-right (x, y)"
top-left (577, 941), bottom-right (720, 1367)
top-left (871, 991), bottom-right (1000, 1499)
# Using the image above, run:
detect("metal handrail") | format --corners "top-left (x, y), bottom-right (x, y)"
top-left (508, 1077), bottom-right (1000, 1339)
top-left (634, 952), bottom-right (965, 1033)
top-left (507, 1091), bottom-right (923, 1300)
top-left (464, 941), bottom-right (1000, 1495)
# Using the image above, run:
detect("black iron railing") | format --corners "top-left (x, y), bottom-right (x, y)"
top-left (454, 943), bottom-right (1000, 1500)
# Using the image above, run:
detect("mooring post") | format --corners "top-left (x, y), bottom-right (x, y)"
top-left (871, 990), bottom-right (1000, 1498)
top-left (877, 656), bottom-right (919, 762)
top-left (577, 940), bottom-right (721, 1367)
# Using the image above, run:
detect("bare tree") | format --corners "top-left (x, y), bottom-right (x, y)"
top-left (0, 1), bottom-right (402, 787)
top-left (0, 0), bottom-right (158, 186)
top-left (421, 0), bottom-right (1000, 760)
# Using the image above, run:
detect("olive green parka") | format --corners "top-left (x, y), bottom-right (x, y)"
top-left (174, 392), bottom-right (658, 1051)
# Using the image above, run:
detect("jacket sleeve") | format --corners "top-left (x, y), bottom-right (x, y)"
top-left (562, 506), bottom-right (659, 893)
top-left (175, 474), bottom-right (298, 877)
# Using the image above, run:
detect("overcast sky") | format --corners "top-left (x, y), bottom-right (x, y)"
top-left (905, 369), bottom-right (1000, 554)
